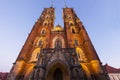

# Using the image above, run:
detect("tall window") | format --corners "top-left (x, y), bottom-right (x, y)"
top-left (55, 38), bottom-right (62, 49)
top-left (38, 40), bottom-right (42, 46)
top-left (74, 39), bottom-right (78, 46)
top-left (77, 53), bottom-right (80, 59)
top-left (72, 28), bottom-right (76, 33)
top-left (69, 21), bottom-right (74, 26)
top-left (69, 22), bottom-right (74, 26)
top-left (41, 29), bottom-right (46, 34)
top-left (30, 48), bottom-right (40, 62)
top-left (43, 21), bottom-right (48, 26)
top-left (44, 23), bottom-right (48, 26)
top-left (36, 53), bottom-right (39, 59)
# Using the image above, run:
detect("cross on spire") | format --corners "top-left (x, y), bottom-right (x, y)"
top-left (51, 0), bottom-right (54, 7)
top-left (51, 0), bottom-right (67, 7)
top-left (64, 0), bottom-right (67, 7)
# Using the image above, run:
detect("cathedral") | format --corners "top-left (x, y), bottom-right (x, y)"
top-left (7, 6), bottom-right (109, 80)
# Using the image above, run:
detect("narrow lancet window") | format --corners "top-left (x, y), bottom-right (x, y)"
top-left (38, 40), bottom-right (42, 46)
top-left (74, 39), bottom-right (78, 46)
top-left (41, 29), bottom-right (46, 34)
top-left (55, 38), bottom-right (62, 49)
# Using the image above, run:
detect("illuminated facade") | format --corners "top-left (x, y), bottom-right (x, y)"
top-left (7, 7), bottom-right (109, 80)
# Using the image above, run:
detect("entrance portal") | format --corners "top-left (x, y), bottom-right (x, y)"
top-left (45, 60), bottom-right (70, 80)
top-left (54, 68), bottom-right (63, 80)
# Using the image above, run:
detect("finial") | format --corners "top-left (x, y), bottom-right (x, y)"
top-left (64, 0), bottom-right (67, 8)
top-left (51, 0), bottom-right (54, 7)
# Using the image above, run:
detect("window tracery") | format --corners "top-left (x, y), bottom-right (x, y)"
top-left (74, 39), bottom-right (79, 46)
top-left (55, 38), bottom-right (62, 49)
top-left (30, 48), bottom-right (40, 62)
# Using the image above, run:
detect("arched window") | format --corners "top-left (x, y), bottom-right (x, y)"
top-left (38, 40), bottom-right (42, 46)
top-left (72, 28), bottom-right (76, 34)
top-left (68, 16), bottom-right (72, 19)
top-left (30, 48), bottom-right (40, 62)
top-left (55, 38), bottom-right (62, 49)
top-left (69, 23), bottom-right (74, 26)
top-left (74, 39), bottom-right (79, 46)
top-left (44, 22), bottom-right (48, 26)
top-left (67, 15), bottom-right (72, 19)
top-left (77, 53), bottom-right (80, 59)
top-left (41, 29), bottom-right (46, 34)
top-left (36, 53), bottom-right (39, 59)
top-left (69, 21), bottom-right (74, 26)
top-left (43, 21), bottom-right (48, 26)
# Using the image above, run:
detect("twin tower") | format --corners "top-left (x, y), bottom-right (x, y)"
top-left (7, 7), bottom-right (109, 80)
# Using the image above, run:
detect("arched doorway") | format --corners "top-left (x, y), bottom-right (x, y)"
top-left (45, 60), bottom-right (70, 80)
top-left (54, 68), bottom-right (63, 80)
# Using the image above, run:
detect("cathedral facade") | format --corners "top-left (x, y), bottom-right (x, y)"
top-left (7, 7), bottom-right (109, 80)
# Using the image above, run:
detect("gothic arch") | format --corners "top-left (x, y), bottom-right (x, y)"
top-left (70, 26), bottom-right (77, 34)
top-left (72, 28), bottom-right (75, 33)
top-left (41, 28), bottom-right (46, 34)
top-left (33, 37), bottom-right (38, 46)
top-left (54, 68), bottom-right (63, 80)
top-left (37, 38), bottom-right (43, 46)
top-left (33, 37), bottom-right (44, 47)
top-left (74, 39), bottom-right (79, 46)
top-left (69, 21), bottom-right (74, 26)
top-left (43, 20), bottom-right (49, 26)
top-left (54, 38), bottom-right (62, 49)
top-left (30, 48), bottom-right (41, 62)
top-left (45, 60), bottom-right (70, 80)
top-left (52, 35), bottom-right (65, 48)
top-left (67, 15), bottom-right (73, 20)
top-left (35, 36), bottom-right (46, 46)
top-left (76, 47), bottom-right (87, 61)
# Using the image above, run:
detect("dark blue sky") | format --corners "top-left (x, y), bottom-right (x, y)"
top-left (0, 0), bottom-right (120, 72)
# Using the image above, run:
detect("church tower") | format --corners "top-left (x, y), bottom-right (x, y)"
top-left (7, 6), bottom-right (109, 80)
